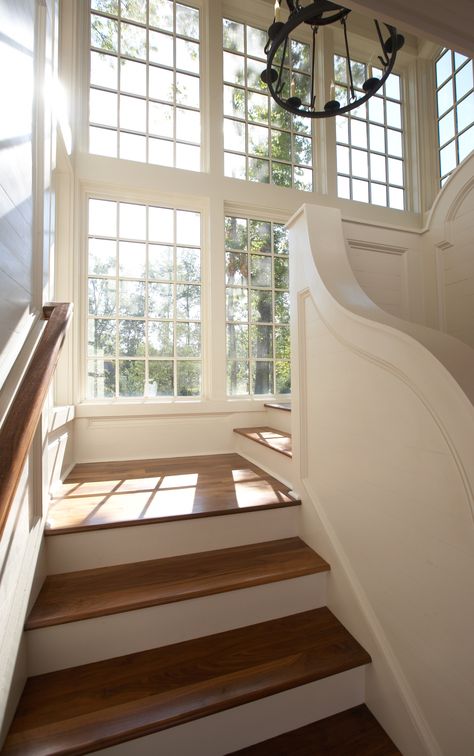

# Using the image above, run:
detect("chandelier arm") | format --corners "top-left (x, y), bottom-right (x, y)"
top-left (374, 20), bottom-right (389, 66)
top-left (275, 34), bottom-right (289, 95)
top-left (310, 26), bottom-right (317, 109)
top-left (341, 15), bottom-right (355, 99)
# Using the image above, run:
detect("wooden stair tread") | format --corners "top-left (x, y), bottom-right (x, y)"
top-left (229, 705), bottom-right (401, 755)
top-left (263, 402), bottom-right (291, 412)
top-left (234, 427), bottom-right (292, 457)
top-left (4, 608), bottom-right (370, 755)
top-left (46, 453), bottom-right (298, 535)
top-left (26, 538), bottom-right (329, 629)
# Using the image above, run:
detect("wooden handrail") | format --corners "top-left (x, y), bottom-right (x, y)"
top-left (0, 302), bottom-right (73, 538)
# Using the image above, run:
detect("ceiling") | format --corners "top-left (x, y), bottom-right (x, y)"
top-left (263, 0), bottom-right (474, 57)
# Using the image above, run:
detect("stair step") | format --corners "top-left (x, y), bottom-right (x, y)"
top-left (263, 402), bottom-right (291, 412)
top-left (46, 453), bottom-right (298, 534)
top-left (27, 538), bottom-right (329, 629)
top-left (228, 704), bottom-right (401, 755)
top-left (233, 427), bottom-right (292, 457)
top-left (4, 609), bottom-right (370, 755)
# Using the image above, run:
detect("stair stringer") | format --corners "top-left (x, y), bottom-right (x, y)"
top-left (288, 202), bottom-right (474, 756)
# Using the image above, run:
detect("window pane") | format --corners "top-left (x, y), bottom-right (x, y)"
top-left (176, 322), bottom-right (200, 356)
top-left (440, 140), bottom-right (457, 176)
top-left (89, 199), bottom-right (117, 236)
top-left (89, 238), bottom-right (116, 276)
top-left (455, 62), bottom-right (473, 100)
top-left (148, 320), bottom-right (174, 357)
top-left (457, 93), bottom-right (474, 132)
top-left (458, 124), bottom-right (474, 161)
top-left (119, 241), bottom-right (146, 277)
top-left (89, 278), bottom-right (116, 316)
top-left (119, 320), bottom-right (145, 356)
top-left (177, 361), bottom-right (200, 396)
top-left (148, 361), bottom-right (173, 396)
top-left (88, 359), bottom-right (115, 398)
top-left (88, 318), bottom-right (116, 356)
top-left (223, 19), bottom-right (244, 52)
top-left (436, 49), bottom-right (452, 86)
top-left (227, 361), bottom-right (249, 395)
top-left (438, 110), bottom-right (455, 146)
top-left (119, 360), bottom-right (145, 396)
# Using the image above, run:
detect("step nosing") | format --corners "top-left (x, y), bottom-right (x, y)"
top-left (7, 609), bottom-right (370, 755)
top-left (44, 498), bottom-right (301, 536)
top-left (27, 538), bottom-right (329, 629)
top-left (26, 567), bottom-right (327, 629)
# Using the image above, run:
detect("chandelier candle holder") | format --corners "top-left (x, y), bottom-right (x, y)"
top-left (261, 0), bottom-right (405, 118)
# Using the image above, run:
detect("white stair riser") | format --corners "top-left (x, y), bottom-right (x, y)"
top-left (97, 668), bottom-right (366, 756)
top-left (264, 407), bottom-right (292, 434)
top-left (26, 573), bottom-right (327, 674)
top-left (234, 436), bottom-right (293, 488)
top-left (45, 507), bottom-right (299, 573)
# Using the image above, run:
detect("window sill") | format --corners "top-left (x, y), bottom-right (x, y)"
top-left (74, 396), bottom-right (291, 419)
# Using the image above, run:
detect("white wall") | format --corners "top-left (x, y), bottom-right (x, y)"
top-left (424, 156), bottom-right (474, 350)
top-left (0, 0), bottom-right (37, 389)
top-left (0, 0), bottom-right (58, 744)
top-left (289, 203), bottom-right (474, 756)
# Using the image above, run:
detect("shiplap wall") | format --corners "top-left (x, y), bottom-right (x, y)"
top-left (0, 0), bottom-right (38, 390)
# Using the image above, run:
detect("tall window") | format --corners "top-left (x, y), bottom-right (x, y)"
top-left (225, 215), bottom-right (290, 396)
top-left (89, 0), bottom-right (201, 169)
top-left (436, 50), bottom-right (474, 185)
top-left (87, 198), bottom-right (202, 399)
top-left (223, 18), bottom-right (313, 190)
top-left (335, 55), bottom-right (405, 209)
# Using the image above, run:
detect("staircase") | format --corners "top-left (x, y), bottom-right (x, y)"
top-left (2, 408), bottom-right (401, 754)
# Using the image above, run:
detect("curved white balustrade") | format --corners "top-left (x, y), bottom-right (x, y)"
top-left (288, 201), bottom-right (474, 756)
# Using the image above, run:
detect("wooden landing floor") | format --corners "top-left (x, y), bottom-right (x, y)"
top-left (46, 453), bottom-right (298, 534)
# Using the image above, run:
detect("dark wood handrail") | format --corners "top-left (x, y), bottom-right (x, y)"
top-left (0, 302), bottom-right (73, 538)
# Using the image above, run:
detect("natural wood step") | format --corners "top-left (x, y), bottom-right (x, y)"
top-left (4, 608), bottom-right (370, 755)
top-left (229, 704), bottom-right (401, 755)
top-left (46, 453), bottom-right (298, 535)
top-left (26, 538), bottom-right (329, 629)
top-left (264, 402), bottom-right (291, 412)
top-left (234, 427), bottom-right (292, 457)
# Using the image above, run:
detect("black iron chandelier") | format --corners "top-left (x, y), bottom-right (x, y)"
top-left (261, 0), bottom-right (405, 118)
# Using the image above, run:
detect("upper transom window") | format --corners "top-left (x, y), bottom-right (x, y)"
top-left (335, 54), bottom-right (405, 209)
top-left (223, 18), bottom-right (313, 190)
top-left (89, 0), bottom-right (201, 170)
top-left (436, 49), bottom-right (474, 185)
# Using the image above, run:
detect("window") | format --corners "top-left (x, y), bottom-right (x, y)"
top-left (223, 18), bottom-right (313, 190)
top-left (89, 0), bottom-right (201, 169)
top-left (335, 55), bottom-right (405, 209)
top-left (436, 49), bottom-right (474, 185)
top-left (87, 198), bottom-right (202, 399)
top-left (225, 215), bottom-right (290, 396)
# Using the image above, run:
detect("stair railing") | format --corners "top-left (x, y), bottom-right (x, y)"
top-left (0, 302), bottom-right (73, 538)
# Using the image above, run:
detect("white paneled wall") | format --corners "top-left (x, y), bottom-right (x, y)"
top-left (346, 244), bottom-right (406, 318)
top-left (427, 155), bottom-right (474, 349)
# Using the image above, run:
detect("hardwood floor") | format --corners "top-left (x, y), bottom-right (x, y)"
top-left (228, 705), bottom-right (401, 755)
top-left (233, 427), bottom-right (292, 457)
top-left (4, 609), bottom-right (370, 755)
top-left (26, 538), bottom-right (329, 629)
top-left (46, 453), bottom-right (298, 534)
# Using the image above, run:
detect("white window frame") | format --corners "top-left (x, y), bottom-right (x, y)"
top-left (86, 0), bottom-right (205, 170)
